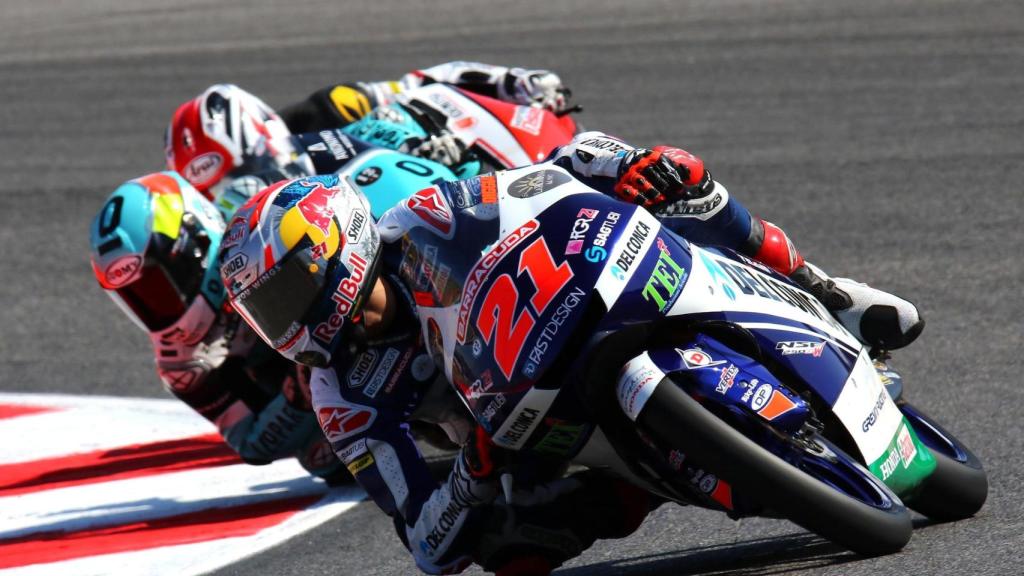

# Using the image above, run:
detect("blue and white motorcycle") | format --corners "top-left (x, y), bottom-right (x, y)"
top-left (382, 163), bottom-right (988, 555)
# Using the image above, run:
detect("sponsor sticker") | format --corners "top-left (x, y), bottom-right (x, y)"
top-left (316, 402), bottom-right (377, 443)
top-left (776, 340), bottom-right (826, 357)
top-left (457, 220), bottom-right (539, 342)
top-left (716, 364), bottom-right (739, 394)
top-left (220, 253), bottom-right (248, 279)
top-left (510, 105), bottom-right (545, 136)
top-left (364, 348), bottom-right (401, 398)
top-left (346, 350), bottom-right (379, 388)
top-left (642, 238), bottom-right (688, 312)
top-left (897, 424), bottom-right (917, 468)
top-left (616, 353), bottom-right (666, 421)
top-left (354, 166), bottom-right (381, 186)
top-left (184, 152), bottom-right (224, 186)
top-left (345, 452), bottom-right (375, 476)
top-left (295, 180), bottom-right (340, 236)
top-left (407, 186), bottom-right (454, 237)
top-left (749, 382), bottom-right (773, 411)
top-left (609, 220), bottom-right (651, 280)
top-left (104, 254), bottom-right (143, 287)
top-left (346, 208), bottom-right (367, 243)
top-left (677, 348), bottom-right (727, 370)
top-left (508, 169), bottom-right (571, 199)
top-left (312, 252), bottom-right (368, 344)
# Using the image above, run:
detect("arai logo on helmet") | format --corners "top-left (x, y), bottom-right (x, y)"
top-left (104, 255), bottom-right (143, 288)
top-left (184, 152), bottom-right (224, 186)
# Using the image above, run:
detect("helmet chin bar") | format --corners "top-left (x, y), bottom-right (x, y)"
top-left (147, 296), bottom-right (218, 348)
top-left (294, 350), bottom-right (329, 368)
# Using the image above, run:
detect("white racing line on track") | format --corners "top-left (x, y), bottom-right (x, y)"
top-left (0, 393), bottom-right (366, 575)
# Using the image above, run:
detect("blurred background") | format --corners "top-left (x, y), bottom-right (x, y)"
top-left (1, 1), bottom-right (1021, 574)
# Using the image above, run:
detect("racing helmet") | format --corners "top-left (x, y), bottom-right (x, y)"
top-left (89, 172), bottom-right (226, 338)
top-left (165, 84), bottom-right (301, 197)
top-left (219, 174), bottom-right (380, 367)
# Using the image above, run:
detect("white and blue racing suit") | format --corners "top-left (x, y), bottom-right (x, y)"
top-left (308, 132), bottom-right (761, 573)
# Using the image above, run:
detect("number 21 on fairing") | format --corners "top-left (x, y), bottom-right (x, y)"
top-left (476, 238), bottom-right (573, 380)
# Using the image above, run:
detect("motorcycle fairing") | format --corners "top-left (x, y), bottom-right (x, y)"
top-left (397, 84), bottom-right (533, 169)
top-left (644, 235), bottom-right (935, 492)
top-left (335, 148), bottom-right (457, 220)
top-left (458, 88), bottom-right (578, 164)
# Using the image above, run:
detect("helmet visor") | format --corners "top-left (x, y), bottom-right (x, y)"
top-left (113, 261), bottom-right (189, 331)
top-left (233, 246), bottom-right (326, 348)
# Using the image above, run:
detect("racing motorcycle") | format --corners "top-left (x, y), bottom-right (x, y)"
top-left (295, 82), bottom-right (579, 219)
top-left (386, 163), bottom-right (988, 555)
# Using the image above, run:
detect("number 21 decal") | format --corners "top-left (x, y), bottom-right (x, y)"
top-left (476, 238), bottom-right (573, 380)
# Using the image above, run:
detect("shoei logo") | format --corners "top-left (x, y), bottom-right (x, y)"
top-left (104, 255), bottom-right (143, 288)
top-left (184, 152), bottom-right (223, 186)
top-left (346, 209), bottom-right (367, 243)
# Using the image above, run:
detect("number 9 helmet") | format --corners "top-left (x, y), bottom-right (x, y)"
top-left (89, 172), bottom-right (226, 341)
top-left (165, 84), bottom-right (304, 198)
top-left (218, 174), bottom-right (380, 367)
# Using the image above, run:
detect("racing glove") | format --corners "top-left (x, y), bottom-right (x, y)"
top-left (455, 424), bottom-right (510, 505)
top-left (614, 146), bottom-right (711, 208)
top-left (498, 68), bottom-right (572, 113)
top-left (412, 132), bottom-right (470, 168)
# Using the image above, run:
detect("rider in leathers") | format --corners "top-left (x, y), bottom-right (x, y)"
top-left (88, 171), bottom-right (344, 481)
top-left (218, 130), bottom-right (923, 574)
top-left (165, 61), bottom-right (571, 216)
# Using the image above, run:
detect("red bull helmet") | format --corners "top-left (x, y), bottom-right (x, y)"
top-left (165, 84), bottom-right (300, 197)
top-left (219, 174), bottom-right (380, 367)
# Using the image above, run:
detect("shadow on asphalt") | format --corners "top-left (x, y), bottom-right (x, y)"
top-left (556, 533), bottom-right (857, 576)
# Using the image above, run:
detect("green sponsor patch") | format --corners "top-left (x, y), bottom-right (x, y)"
top-left (869, 420), bottom-right (936, 496)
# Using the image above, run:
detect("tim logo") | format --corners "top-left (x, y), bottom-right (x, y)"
top-left (407, 187), bottom-right (453, 237)
top-left (775, 341), bottom-right (826, 357)
top-left (297, 181), bottom-right (340, 236)
top-left (317, 404), bottom-right (377, 443)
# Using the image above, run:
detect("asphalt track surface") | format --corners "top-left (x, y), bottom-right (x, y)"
top-left (2, 0), bottom-right (1022, 574)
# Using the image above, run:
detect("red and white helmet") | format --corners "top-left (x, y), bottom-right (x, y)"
top-left (165, 84), bottom-right (299, 197)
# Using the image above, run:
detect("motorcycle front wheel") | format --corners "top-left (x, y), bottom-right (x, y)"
top-left (898, 401), bottom-right (988, 521)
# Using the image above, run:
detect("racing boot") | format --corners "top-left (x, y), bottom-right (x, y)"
top-left (751, 219), bottom-right (924, 350)
top-left (790, 262), bottom-right (925, 350)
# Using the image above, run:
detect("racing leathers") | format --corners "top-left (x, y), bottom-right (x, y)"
top-left (308, 130), bottom-right (924, 574)
top-left (151, 295), bottom-right (344, 480)
top-left (554, 133), bottom-right (924, 350)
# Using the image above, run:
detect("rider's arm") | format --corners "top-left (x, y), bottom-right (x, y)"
top-left (549, 131), bottom-right (757, 253)
top-left (309, 353), bottom-right (497, 574)
top-left (155, 333), bottom-right (318, 465)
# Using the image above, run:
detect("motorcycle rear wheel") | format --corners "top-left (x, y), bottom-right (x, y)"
top-left (638, 378), bottom-right (912, 556)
